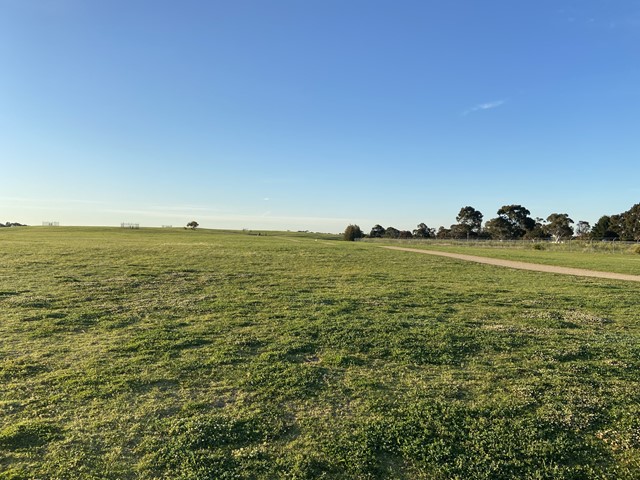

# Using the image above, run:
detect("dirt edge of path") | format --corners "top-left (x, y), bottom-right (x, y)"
top-left (382, 246), bottom-right (640, 283)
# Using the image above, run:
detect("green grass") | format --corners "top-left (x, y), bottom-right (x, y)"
top-left (370, 239), bottom-right (640, 276)
top-left (1, 227), bottom-right (640, 478)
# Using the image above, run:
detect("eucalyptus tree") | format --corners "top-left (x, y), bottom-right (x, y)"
top-left (384, 227), bottom-right (400, 239)
top-left (496, 205), bottom-right (535, 238)
top-left (455, 206), bottom-right (483, 238)
top-left (483, 216), bottom-right (513, 240)
top-left (544, 213), bottom-right (574, 241)
top-left (575, 221), bottom-right (591, 238)
top-left (369, 224), bottom-right (386, 238)
top-left (413, 223), bottom-right (435, 238)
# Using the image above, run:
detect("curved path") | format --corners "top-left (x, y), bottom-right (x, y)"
top-left (383, 246), bottom-right (640, 283)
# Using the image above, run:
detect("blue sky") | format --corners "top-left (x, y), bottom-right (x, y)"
top-left (2, 0), bottom-right (639, 232)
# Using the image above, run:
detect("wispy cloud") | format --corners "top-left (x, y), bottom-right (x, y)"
top-left (462, 99), bottom-right (506, 116)
top-left (557, 5), bottom-right (640, 30)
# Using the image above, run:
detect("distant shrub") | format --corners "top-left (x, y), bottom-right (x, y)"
top-left (532, 243), bottom-right (545, 250)
top-left (630, 244), bottom-right (640, 255)
top-left (343, 224), bottom-right (364, 241)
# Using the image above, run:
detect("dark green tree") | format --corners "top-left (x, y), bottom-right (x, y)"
top-left (523, 217), bottom-right (550, 240)
top-left (483, 217), bottom-right (513, 240)
top-left (590, 204), bottom-right (640, 241)
top-left (591, 216), bottom-right (615, 240)
top-left (186, 221), bottom-right (199, 229)
top-left (369, 224), bottom-right (386, 238)
top-left (343, 224), bottom-right (364, 241)
top-left (544, 213), bottom-right (574, 241)
top-left (412, 223), bottom-right (434, 238)
top-left (436, 226), bottom-right (451, 239)
top-left (384, 226), bottom-right (400, 239)
top-left (620, 203), bottom-right (640, 241)
top-left (608, 214), bottom-right (624, 239)
top-left (575, 221), bottom-right (591, 238)
top-left (455, 206), bottom-right (483, 238)
top-left (487, 205), bottom-right (535, 239)
top-left (448, 223), bottom-right (469, 239)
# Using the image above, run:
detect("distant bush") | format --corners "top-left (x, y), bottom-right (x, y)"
top-left (343, 224), bottom-right (364, 241)
top-left (532, 243), bottom-right (545, 250)
top-left (630, 244), bottom-right (640, 255)
top-left (0, 221), bottom-right (26, 228)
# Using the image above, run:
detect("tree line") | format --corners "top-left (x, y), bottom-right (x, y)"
top-left (0, 221), bottom-right (27, 228)
top-left (343, 203), bottom-right (640, 242)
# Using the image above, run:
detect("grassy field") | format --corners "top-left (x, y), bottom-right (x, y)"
top-left (1, 227), bottom-right (640, 479)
